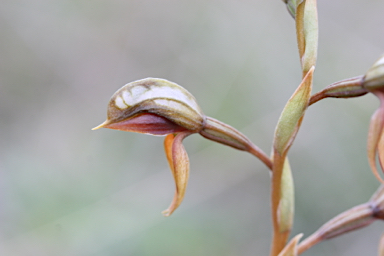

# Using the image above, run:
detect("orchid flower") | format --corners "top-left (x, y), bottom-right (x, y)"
top-left (93, 78), bottom-right (272, 216)
top-left (307, 54), bottom-right (384, 183)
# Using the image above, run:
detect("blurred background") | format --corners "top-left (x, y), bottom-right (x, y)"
top-left (0, 0), bottom-right (383, 255)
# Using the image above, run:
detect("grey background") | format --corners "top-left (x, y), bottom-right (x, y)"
top-left (0, 0), bottom-right (383, 255)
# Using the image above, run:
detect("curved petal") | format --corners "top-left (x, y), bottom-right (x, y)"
top-left (162, 132), bottom-right (193, 216)
top-left (379, 130), bottom-right (384, 175)
top-left (368, 92), bottom-right (384, 183)
top-left (164, 134), bottom-right (175, 178)
top-left (379, 233), bottom-right (384, 256)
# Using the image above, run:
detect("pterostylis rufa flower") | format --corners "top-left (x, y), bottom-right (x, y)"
top-left (93, 78), bottom-right (272, 216)
top-left (363, 54), bottom-right (384, 183)
top-left (308, 54), bottom-right (384, 183)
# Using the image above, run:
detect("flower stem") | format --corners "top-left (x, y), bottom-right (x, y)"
top-left (296, 233), bottom-right (322, 255)
top-left (297, 203), bottom-right (374, 254)
top-left (200, 117), bottom-right (273, 171)
top-left (309, 75), bottom-right (366, 106)
top-left (248, 144), bottom-right (273, 171)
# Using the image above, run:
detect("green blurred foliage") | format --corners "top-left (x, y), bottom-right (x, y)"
top-left (0, 0), bottom-right (383, 255)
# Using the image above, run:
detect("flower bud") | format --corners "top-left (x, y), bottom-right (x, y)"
top-left (93, 78), bottom-right (206, 134)
top-left (363, 54), bottom-right (384, 91)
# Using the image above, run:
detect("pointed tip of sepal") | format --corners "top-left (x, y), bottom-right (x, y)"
top-left (161, 208), bottom-right (173, 217)
top-left (92, 120), bottom-right (109, 130)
